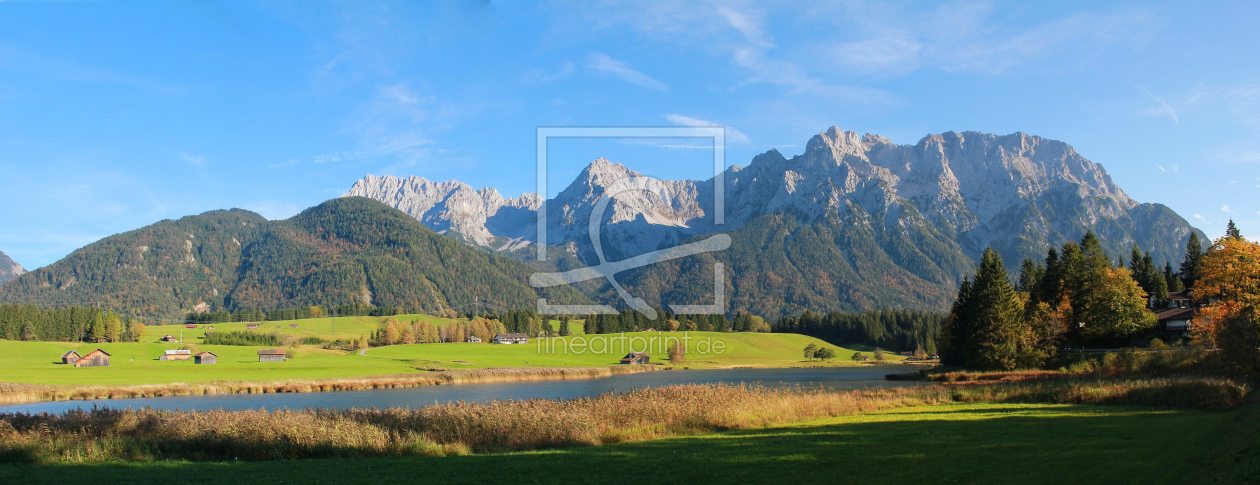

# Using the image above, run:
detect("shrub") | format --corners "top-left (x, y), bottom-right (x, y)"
top-left (300, 336), bottom-right (326, 345)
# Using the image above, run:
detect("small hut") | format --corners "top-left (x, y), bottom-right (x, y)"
top-left (74, 348), bottom-right (111, 367)
top-left (61, 350), bottom-right (82, 365)
top-left (258, 348), bottom-right (286, 362)
top-left (466, 335), bottom-right (482, 343)
top-left (246, 323), bottom-right (260, 330)
top-left (619, 352), bottom-right (651, 365)
top-left (160, 349), bottom-right (192, 361)
top-left (194, 351), bottom-right (217, 364)
top-left (289, 323), bottom-right (299, 328)
top-left (160, 334), bottom-right (178, 342)
top-left (185, 324), bottom-right (197, 329)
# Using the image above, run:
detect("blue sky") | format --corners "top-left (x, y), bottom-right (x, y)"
top-left (2, 1), bottom-right (1259, 268)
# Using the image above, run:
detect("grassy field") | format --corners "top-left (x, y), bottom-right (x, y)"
top-left (0, 331), bottom-right (895, 387)
top-left (366, 331), bottom-right (901, 369)
top-left (1, 401), bottom-right (1252, 484)
top-left (153, 313), bottom-right (460, 343)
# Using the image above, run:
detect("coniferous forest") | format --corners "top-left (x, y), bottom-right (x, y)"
top-left (0, 197), bottom-right (591, 324)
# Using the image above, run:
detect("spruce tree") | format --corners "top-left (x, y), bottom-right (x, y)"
top-left (1164, 262), bottom-right (1185, 293)
top-left (1038, 247), bottom-right (1063, 306)
top-left (938, 276), bottom-right (973, 366)
top-left (1016, 257), bottom-right (1040, 294)
top-left (1180, 233), bottom-right (1203, 289)
top-left (1226, 219), bottom-right (1243, 240)
top-left (966, 248), bottom-right (1025, 370)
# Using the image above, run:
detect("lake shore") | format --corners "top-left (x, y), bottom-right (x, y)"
top-left (0, 365), bottom-right (662, 405)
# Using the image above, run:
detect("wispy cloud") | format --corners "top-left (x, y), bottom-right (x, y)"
top-left (587, 52), bottom-right (668, 91)
top-left (1137, 85), bottom-right (1179, 125)
top-left (664, 114), bottom-right (751, 144)
top-left (522, 61), bottom-right (575, 85)
top-left (1222, 204), bottom-right (1233, 213)
top-left (1156, 164), bottom-right (1178, 173)
top-left (180, 153), bottom-right (208, 167)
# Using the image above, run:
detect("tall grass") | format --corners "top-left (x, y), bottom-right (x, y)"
top-left (0, 377), bottom-right (1246, 464)
top-left (0, 366), bottom-right (657, 405)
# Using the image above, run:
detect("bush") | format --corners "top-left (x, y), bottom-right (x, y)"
top-left (285, 349), bottom-right (297, 359)
top-left (300, 336), bottom-right (326, 345)
top-left (178, 344), bottom-right (199, 353)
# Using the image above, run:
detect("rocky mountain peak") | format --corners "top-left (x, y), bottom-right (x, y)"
top-left (0, 250), bottom-right (24, 286)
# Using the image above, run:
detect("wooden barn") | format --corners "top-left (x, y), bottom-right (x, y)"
top-left (258, 348), bottom-right (286, 362)
top-left (194, 351), bottom-right (217, 364)
top-left (246, 323), bottom-right (260, 330)
top-left (185, 324), bottom-right (197, 329)
top-left (61, 350), bottom-right (82, 365)
top-left (289, 323), bottom-right (299, 328)
top-left (74, 349), bottom-right (111, 367)
top-left (620, 352), bottom-right (651, 365)
top-left (160, 349), bottom-right (192, 361)
top-left (160, 334), bottom-right (178, 342)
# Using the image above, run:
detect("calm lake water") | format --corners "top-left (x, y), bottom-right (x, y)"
top-left (0, 366), bottom-right (929, 414)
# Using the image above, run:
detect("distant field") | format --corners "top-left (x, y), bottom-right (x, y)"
top-left (161, 313), bottom-right (458, 343)
top-left (367, 331), bottom-right (898, 369)
top-left (0, 328), bottom-right (891, 386)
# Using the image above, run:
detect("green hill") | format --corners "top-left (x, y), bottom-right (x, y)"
top-left (0, 197), bottom-right (589, 323)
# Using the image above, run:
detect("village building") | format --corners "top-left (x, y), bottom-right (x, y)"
top-left (1152, 291), bottom-right (1197, 340)
top-left (194, 351), bottom-right (217, 364)
top-left (74, 348), bottom-right (111, 367)
top-left (186, 324), bottom-right (197, 329)
top-left (160, 349), bottom-right (192, 361)
top-left (246, 323), bottom-right (260, 330)
top-left (160, 334), bottom-right (178, 342)
top-left (466, 335), bottom-right (482, 343)
top-left (620, 352), bottom-right (651, 364)
top-left (289, 323), bottom-right (299, 328)
top-left (492, 333), bottom-right (528, 344)
top-left (258, 348), bottom-right (286, 362)
top-left (61, 350), bottom-right (82, 365)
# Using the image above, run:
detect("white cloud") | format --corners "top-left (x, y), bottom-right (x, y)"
top-left (1137, 85), bottom-right (1179, 125)
top-left (832, 35), bottom-right (923, 76)
top-left (1221, 204), bottom-right (1233, 213)
top-left (664, 114), bottom-right (751, 144)
top-left (1194, 214), bottom-right (1206, 222)
top-left (522, 61), bottom-right (575, 85)
top-left (180, 153), bottom-right (207, 167)
top-left (587, 52), bottom-right (668, 91)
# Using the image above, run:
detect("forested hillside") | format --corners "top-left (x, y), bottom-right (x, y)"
top-left (0, 197), bottom-right (590, 323)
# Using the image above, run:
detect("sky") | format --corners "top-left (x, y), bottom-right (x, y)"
top-left (2, 1), bottom-right (1259, 269)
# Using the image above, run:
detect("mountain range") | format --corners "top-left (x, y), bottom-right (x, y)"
top-left (0, 198), bottom-right (589, 322)
top-left (0, 251), bottom-right (24, 286)
top-left (348, 127), bottom-right (1205, 318)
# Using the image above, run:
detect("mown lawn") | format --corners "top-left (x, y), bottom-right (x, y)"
top-left (2, 402), bottom-right (1253, 484)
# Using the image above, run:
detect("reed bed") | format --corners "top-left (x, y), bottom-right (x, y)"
top-left (0, 366), bottom-right (657, 405)
top-left (0, 376), bottom-right (1246, 464)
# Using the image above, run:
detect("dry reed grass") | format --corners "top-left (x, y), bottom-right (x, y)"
top-left (0, 376), bottom-right (1246, 464)
top-left (0, 366), bottom-right (657, 405)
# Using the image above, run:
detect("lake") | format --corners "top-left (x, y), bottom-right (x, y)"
top-left (0, 366), bottom-right (929, 414)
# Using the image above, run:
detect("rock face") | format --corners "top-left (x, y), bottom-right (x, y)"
top-left (0, 251), bottom-right (24, 286)
top-left (347, 127), bottom-right (1205, 316)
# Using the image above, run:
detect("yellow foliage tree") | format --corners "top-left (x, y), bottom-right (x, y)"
top-left (1190, 237), bottom-right (1260, 346)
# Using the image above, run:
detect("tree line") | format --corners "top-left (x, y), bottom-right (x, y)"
top-left (772, 309), bottom-right (944, 353)
top-left (0, 303), bottom-right (145, 343)
top-left (941, 229), bottom-right (1215, 370)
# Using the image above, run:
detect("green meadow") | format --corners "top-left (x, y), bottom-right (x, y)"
top-left (366, 331), bottom-right (899, 369)
top-left (0, 316), bottom-right (897, 386)
top-left (1, 402), bottom-right (1252, 484)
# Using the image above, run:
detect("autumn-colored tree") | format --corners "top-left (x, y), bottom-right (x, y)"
top-left (668, 340), bottom-right (685, 364)
top-left (309, 306), bottom-right (324, 318)
top-left (383, 318), bottom-right (401, 345)
top-left (132, 322), bottom-right (146, 342)
top-left (104, 312), bottom-right (122, 343)
top-left (1077, 267), bottom-right (1156, 344)
top-left (1190, 237), bottom-right (1260, 347)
